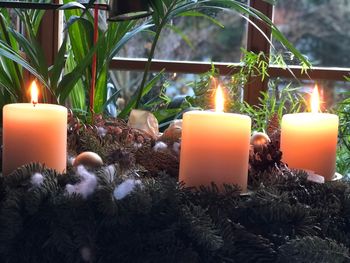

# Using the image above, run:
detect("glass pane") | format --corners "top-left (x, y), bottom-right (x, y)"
top-left (272, 0), bottom-right (350, 67)
top-left (107, 70), bottom-right (197, 117)
top-left (268, 78), bottom-right (350, 111)
top-left (108, 71), bottom-right (194, 102)
top-left (107, 70), bottom-right (242, 117)
top-left (118, 6), bottom-right (248, 63)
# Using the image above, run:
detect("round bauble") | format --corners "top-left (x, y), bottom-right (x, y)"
top-left (160, 120), bottom-right (182, 142)
top-left (73, 151), bottom-right (103, 168)
top-left (250, 132), bottom-right (270, 146)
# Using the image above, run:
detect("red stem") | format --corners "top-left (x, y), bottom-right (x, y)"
top-left (89, 4), bottom-right (99, 116)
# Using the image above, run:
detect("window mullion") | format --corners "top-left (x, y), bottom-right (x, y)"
top-left (245, 0), bottom-right (273, 105)
top-left (37, 0), bottom-right (60, 103)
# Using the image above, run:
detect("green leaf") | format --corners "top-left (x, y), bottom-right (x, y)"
top-left (108, 22), bottom-right (153, 60)
top-left (64, 7), bottom-right (94, 97)
top-left (14, 8), bottom-right (45, 37)
top-left (9, 28), bottom-right (49, 81)
top-left (65, 14), bottom-right (93, 63)
top-left (179, 10), bottom-right (224, 28)
top-left (166, 24), bottom-right (194, 49)
top-left (149, 0), bottom-right (165, 24)
top-left (0, 12), bottom-right (22, 95)
top-left (57, 36), bottom-right (102, 103)
top-left (49, 37), bottom-right (68, 92)
top-left (58, 2), bottom-right (85, 10)
top-left (118, 70), bottom-right (165, 119)
top-left (153, 108), bottom-right (182, 123)
top-left (64, 15), bottom-right (82, 31)
top-left (101, 89), bottom-right (121, 113)
top-left (0, 40), bottom-right (49, 89)
top-left (94, 63), bottom-right (108, 113)
top-left (66, 51), bottom-right (86, 111)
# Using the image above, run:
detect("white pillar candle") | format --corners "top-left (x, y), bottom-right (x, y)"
top-left (2, 81), bottom-right (67, 175)
top-left (280, 86), bottom-right (338, 181)
top-left (179, 85), bottom-right (251, 191)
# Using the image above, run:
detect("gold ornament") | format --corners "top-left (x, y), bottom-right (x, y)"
top-left (250, 132), bottom-right (270, 146)
top-left (127, 109), bottom-right (160, 139)
top-left (160, 120), bottom-right (182, 142)
top-left (73, 151), bottom-right (103, 168)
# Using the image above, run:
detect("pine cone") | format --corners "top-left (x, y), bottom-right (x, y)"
top-left (107, 147), bottom-right (135, 171)
top-left (267, 113), bottom-right (281, 146)
top-left (135, 147), bottom-right (179, 178)
top-left (249, 139), bottom-right (283, 173)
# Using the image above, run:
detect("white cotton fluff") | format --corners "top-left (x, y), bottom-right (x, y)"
top-left (172, 142), bottom-right (180, 154)
top-left (153, 141), bottom-right (167, 152)
top-left (97, 127), bottom-right (107, 137)
top-left (80, 246), bottom-right (92, 262)
top-left (66, 165), bottom-right (98, 199)
top-left (113, 179), bottom-right (142, 200)
top-left (133, 143), bottom-right (143, 149)
top-left (31, 173), bottom-right (44, 187)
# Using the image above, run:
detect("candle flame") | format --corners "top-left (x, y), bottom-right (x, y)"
top-left (311, 85), bottom-right (320, 113)
top-left (211, 76), bottom-right (218, 88)
top-left (30, 81), bottom-right (39, 105)
top-left (215, 84), bottom-right (224, 112)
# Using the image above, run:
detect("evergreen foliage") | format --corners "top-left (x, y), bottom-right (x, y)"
top-left (0, 162), bottom-right (350, 262)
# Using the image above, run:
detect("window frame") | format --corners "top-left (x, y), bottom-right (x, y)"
top-left (41, 0), bottom-right (350, 105)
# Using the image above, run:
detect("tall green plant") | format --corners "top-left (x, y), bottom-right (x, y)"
top-left (0, 0), bottom-right (311, 122)
top-left (337, 93), bottom-right (350, 175)
top-left (55, 2), bottom-right (152, 115)
top-left (0, 6), bottom-right (51, 106)
top-left (0, 3), bottom-right (151, 119)
top-left (241, 84), bottom-right (306, 132)
top-left (182, 51), bottom-right (306, 131)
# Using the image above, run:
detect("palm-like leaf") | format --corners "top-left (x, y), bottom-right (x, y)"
top-left (0, 0), bottom-right (311, 120)
top-left (63, 1), bottom-right (153, 113)
top-left (134, 0), bottom-right (311, 110)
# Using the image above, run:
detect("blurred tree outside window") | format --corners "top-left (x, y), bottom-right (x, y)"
top-left (112, 0), bottom-right (349, 108)
top-left (270, 0), bottom-right (350, 108)
top-left (272, 0), bottom-right (350, 67)
top-left (119, 9), bottom-right (247, 63)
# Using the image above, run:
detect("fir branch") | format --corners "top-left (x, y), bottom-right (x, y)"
top-left (0, 160), bottom-right (350, 262)
top-left (217, 219), bottom-right (277, 263)
top-left (180, 203), bottom-right (223, 252)
top-left (277, 237), bottom-right (350, 263)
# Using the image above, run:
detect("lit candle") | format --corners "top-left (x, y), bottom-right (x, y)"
top-left (179, 85), bottom-right (251, 191)
top-left (280, 85), bottom-right (339, 181)
top-left (2, 81), bottom-right (67, 175)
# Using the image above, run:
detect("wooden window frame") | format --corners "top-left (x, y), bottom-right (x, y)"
top-left (40, 0), bottom-right (350, 105)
